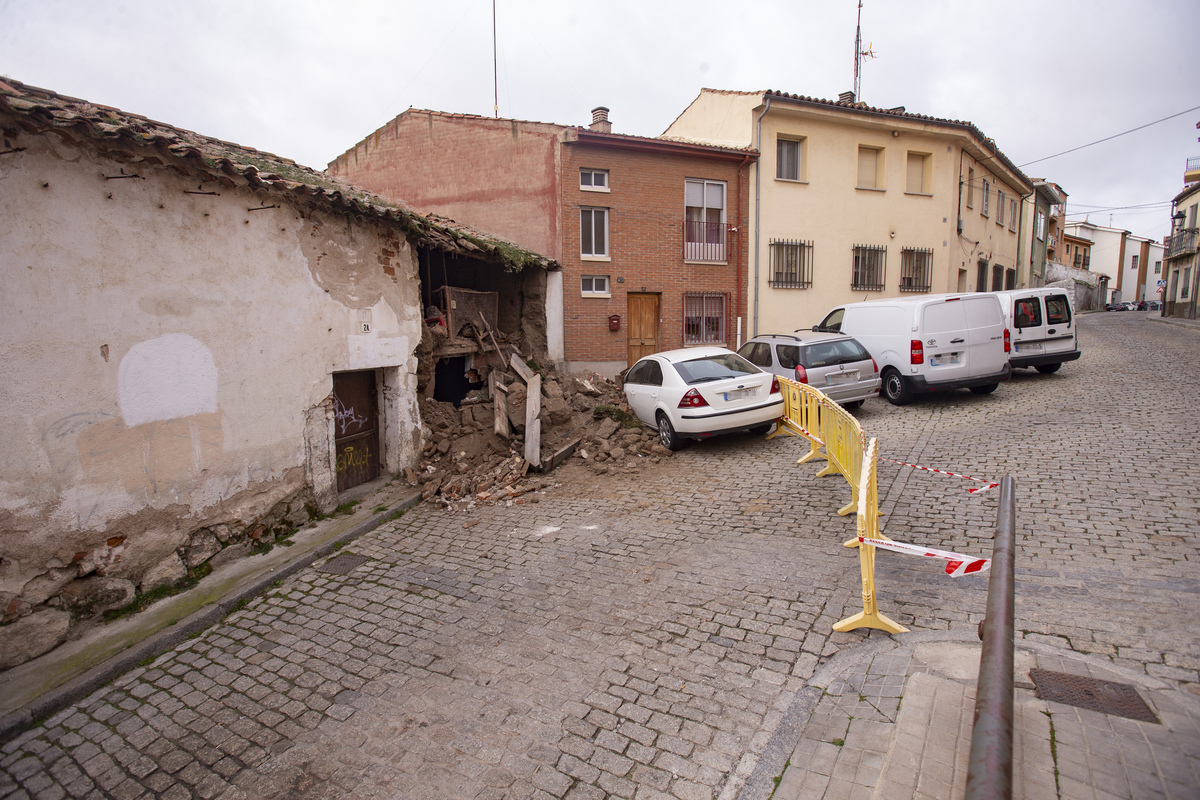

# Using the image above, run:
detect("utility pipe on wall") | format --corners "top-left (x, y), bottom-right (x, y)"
top-left (753, 97), bottom-right (772, 339)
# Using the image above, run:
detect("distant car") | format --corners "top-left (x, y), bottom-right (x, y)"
top-left (1105, 302), bottom-right (1127, 311)
top-left (622, 347), bottom-right (784, 451)
top-left (737, 332), bottom-right (880, 409)
top-left (1123, 302), bottom-right (1138, 310)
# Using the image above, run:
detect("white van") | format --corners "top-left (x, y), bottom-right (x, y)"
top-left (991, 288), bottom-right (1080, 374)
top-left (813, 293), bottom-right (1011, 405)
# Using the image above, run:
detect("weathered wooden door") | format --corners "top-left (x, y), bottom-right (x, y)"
top-left (627, 293), bottom-right (660, 366)
top-left (332, 371), bottom-right (380, 492)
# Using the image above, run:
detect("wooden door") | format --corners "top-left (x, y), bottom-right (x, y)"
top-left (332, 371), bottom-right (380, 492)
top-left (627, 293), bottom-right (660, 366)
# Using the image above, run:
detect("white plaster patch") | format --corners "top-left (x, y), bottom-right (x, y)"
top-left (347, 334), bottom-right (411, 370)
top-left (118, 334), bottom-right (218, 427)
top-left (533, 526), bottom-right (561, 538)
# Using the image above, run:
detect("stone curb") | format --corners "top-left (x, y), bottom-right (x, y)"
top-left (734, 626), bottom-right (1191, 800)
top-left (0, 489), bottom-right (424, 746)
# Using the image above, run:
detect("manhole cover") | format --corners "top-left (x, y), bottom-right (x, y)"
top-left (318, 553), bottom-right (370, 575)
top-left (1030, 669), bottom-right (1158, 723)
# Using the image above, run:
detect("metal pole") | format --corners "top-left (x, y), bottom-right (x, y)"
top-left (966, 476), bottom-right (1016, 800)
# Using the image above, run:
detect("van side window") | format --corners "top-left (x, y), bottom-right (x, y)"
top-left (1046, 296), bottom-right (1071, 325)
top-left (820, 309), bottom-right (845, 332)
top-left (1014, 298), bottom-right (1042, 328)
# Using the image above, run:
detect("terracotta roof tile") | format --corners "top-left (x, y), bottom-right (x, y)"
top-left (0, 78), bottom-right (555, 272)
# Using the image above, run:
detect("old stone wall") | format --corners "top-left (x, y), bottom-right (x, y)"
top-left (0, 134), bottom-right (423, 667)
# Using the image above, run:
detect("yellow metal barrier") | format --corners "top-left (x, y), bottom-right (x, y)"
top-left (770, 377), bottom-right (864, 515)
top-left (833, 438), bottom-right (908, 634)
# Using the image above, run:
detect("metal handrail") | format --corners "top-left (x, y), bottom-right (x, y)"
top-left (965, 476), bottom-right (1016, 800)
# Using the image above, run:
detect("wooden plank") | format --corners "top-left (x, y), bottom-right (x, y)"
top-left (524, 373), bottom-right (541, 466)
top-left (494, 385), bottom-right (510, 439)
top-left (535, 437), bottom-right (581, 474)
top-left (510, 353), bottom-right (536, 383)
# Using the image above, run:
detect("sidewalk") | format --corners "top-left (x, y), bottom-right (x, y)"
top-left (743, 629), bottom-right (1200, 800)
top-left (0, 476), bottom-right (424, 743)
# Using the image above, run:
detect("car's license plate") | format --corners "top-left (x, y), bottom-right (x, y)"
top-left (1016, 342), bottom-right (1043, 353)
top-left (723, 388), bottom-right (754, 401)
top-left (930, 353), bottom-right (961, 366)
top-left (826, 372), bottom-right (858, 385)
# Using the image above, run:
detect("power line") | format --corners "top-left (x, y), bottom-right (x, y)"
top-left (1017, 104), bottom-right (1200, 168)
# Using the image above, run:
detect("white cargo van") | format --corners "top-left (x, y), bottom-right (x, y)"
top-left (991, 288), bottom-right (1080, 374)
top-left (813, 293), bottom-right (1011, 405)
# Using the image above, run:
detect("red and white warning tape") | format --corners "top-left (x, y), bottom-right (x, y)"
top-left (859, 536), bottom-right (990, 577)
top-left (883, 458), bottom-right (999, 493)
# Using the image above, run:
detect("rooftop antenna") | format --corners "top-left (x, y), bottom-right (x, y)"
top-left (853, 1), bottom-right (876, 102)
top-left (492, 0), bottom-right (499, 118)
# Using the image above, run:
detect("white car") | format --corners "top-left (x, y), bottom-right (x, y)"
top-left (622, 346), bottom-right (784, 451)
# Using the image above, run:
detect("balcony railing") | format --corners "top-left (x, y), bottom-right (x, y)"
top-left (1047, 235), bottom-right (1058, 249)
top-left (683, 221), bottom-right (730, 262)
top-left (1167, 228), bottom-right (1198, 259)
top-left (1188, 156), bottom-right (1200, 171)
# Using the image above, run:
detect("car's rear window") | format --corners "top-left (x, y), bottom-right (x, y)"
top-left (673, 353), bottom-right (759, 385)
top-left (802, 339), bottom-right (871, 367)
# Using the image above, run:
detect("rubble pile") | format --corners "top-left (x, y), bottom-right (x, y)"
top-left (411, 363), bottom-right (673, 509)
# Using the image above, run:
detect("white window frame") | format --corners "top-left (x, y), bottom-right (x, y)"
top-left (1009, 198), bottom-right (1018, 231)
top-left (580, 169), bottom-right (609, 193)
top-left (776, 137), bottom-right (804, 182)
top-left (1035, 209), bottom-right (1046, 241)
top-left (580, 274), bottom-right (610, 298)
top-left (997, 190), bottom-right (1006, 226)
top-left (580, 207), bottom-right (610, 259)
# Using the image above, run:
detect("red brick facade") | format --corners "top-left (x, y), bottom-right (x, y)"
top-left (328, 111), bottom-right (755, 371)
top-left (560, 136), bottom-right (752, 366)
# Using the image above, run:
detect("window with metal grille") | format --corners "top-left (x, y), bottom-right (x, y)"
top-left (852, 245), bottom-right (886, 291)
top-left (682, 292), bottom-right (727, 345)
top-left (899, 248), bottom-right (932, 292)
top-left (769, 239), bottom-right (814, 288)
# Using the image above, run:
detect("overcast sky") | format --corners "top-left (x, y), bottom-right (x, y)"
top-left (3, 0), bottom-right (1198, 240)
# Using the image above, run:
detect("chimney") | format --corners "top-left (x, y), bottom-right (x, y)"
top-left (838, 91), bottom-right (856, 104)
top-left (589, 106), bottom-right (612, 133)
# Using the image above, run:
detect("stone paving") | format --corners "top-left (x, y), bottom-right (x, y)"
top-left (2, 311), bottom-right (1199, 799)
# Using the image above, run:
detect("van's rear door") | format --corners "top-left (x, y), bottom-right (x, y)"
top-left (920, 299), bottom-right (970, 384)
top-left (962, 295), bottom-right (1008, 378)
top-left (1042, 293), bottom-right (1077, 357)
top-left (1009, 293), bottom-right (1047, 355)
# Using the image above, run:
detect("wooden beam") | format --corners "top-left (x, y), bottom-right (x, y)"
top-left (524, 373), bottom-right (541, 466)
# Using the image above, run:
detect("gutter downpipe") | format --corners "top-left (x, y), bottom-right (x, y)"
top-left (737, 153), bottom-right (750, 348)
top-left (753, 96), bottom-right (772, 338)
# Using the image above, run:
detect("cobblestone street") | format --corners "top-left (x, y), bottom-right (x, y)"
top-left (3, 311), bottom-right (1198, 799)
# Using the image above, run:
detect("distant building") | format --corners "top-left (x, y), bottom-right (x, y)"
top-left (661, 89), bottom-right (1033, 335)
top-left (1164, 180), bottom-right (1199, 318)
top-left (1062, 221), bottom-right (1162, 304)
top-left (328, 107), bottom-right (757, 376)
top-left (1019, 181), bottom-right (1066, 287)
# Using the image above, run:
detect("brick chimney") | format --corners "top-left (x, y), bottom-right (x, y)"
top-left (837, 91), bottom-right (856, 104)
top-left (589, 106), bottom-right (612, 133)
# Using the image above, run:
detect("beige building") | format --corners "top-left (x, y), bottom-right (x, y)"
top-left (664, 89), bottom-right (1033, 336)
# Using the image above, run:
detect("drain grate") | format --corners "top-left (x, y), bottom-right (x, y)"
top-left (318, 553), bottom-right (370, 575)
top-left (1030, 669), bottom-right (1158, 723)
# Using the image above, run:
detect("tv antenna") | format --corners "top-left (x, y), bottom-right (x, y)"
top-left (853, 1), bottom-right (876, 101)
top-left (492, 0), bottom-right (499, 117)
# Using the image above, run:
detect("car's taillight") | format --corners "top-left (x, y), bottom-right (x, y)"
top-left (794, 365), bottom-right (808, 384)
top-left (1003, 328), bottom-right (1011, 353)
top-left (678, 388), bottom-right (709, 408)
top-left (770, 376), bottom-right (780, 394)
top-left (910, 339), bottom-right (923, 365)
top-left (871, 357), bottom-right (879, 375)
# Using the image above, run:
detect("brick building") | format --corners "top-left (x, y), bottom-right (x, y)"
top-left (328, 108), bottom-right (757, 377)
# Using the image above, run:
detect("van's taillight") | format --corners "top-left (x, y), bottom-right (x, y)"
top-left (1004, 328), bottom-right (1011, 353)
top-left (910, 340), bottom-right (923, 365)
top-left (871, 357), bottom-right (879, 375)
top-left (795, 365), bottom-right (809, 384)
top-left (770, 376), bottom-right (781, 394)
top-left (678, 388), bottom-right (708, 408)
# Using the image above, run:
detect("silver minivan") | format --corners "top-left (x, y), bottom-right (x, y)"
top-left (738, 333), bottom-right (881, 408)
top-left (991, 288), bottom-right (1081, 374)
